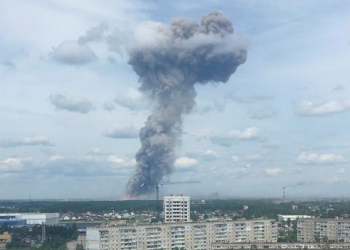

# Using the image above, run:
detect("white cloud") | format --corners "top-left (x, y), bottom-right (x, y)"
top-left (297, 153), bottom-right (348, 165)
top-left (225, 93), bottom-right (273, 104)
top-left (114, 87), bottom-right (149, 111)
top-left (196, 100), bottom-right (226, 114)
top-left (295, 100), bottom-right (350, 116)
top-left (51, 40), bottom-right (97, 65)
top-left (248, 106), bottom-right (278, 120)
top-left (246, 154), bottom-right (262, 161)
top-left (227, 127), bottom-right (259, 139)
top-left (175, 157), bottom-right (198, 168)
top-left (50, 94), bottom-right (93, 114)
top-left (0, 157), bottom-right (31, 172)
top-left (265, 168), bottom-right (282, 176)
top-left (78, 23), bottom-right (109, 44)
top-left (48, 155), bottom-right (64, 161)
top-left (0, 136), bottom-right (53, 148)
top-left (337, 168), bottom-right (346, 174)
top-left (103, 123), bottom-right (138, 139)
top-left (87, 147), bottom-right (103, 155)
top-left (107, 155), bottom-right (136, 167)
top-left (211, 127), bottom-right (260, 147)
top-left (231, 155), bottom-right (240, 162)
top-left (102, 101), bottom-right (116, 112)
top-left (201, 149), bottom-right (218, 161)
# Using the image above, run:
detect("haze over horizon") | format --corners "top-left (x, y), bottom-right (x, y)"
top-left (0, 0), bottom-right (349, 200)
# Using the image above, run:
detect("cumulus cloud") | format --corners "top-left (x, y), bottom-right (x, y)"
top-left (1, 155), bottom-right (134, 178)
top-left (0, 157), bottom-right (32, 173)
top-left (225, 93), bottom-right (273, 104)
top-left (211, 127), bottom-right (260, 147)
top-left (196, 100), bottom-right (226, 114)
top-left (333, 85), bottom-right (344, 91)
top-left (0, 136), bottom-right (53, 148)
top-left (265, 168), bottom-right (282, 176)
top-left (48, 155), bottom-right (64, 161)
top-left (79, 23), bottom-right (109, 44)
top-left (87, 147), bottom-right (104, 156)
top-left (175, 157), bottom-right (198, 169)
top-left (297, 153), bottom-right (348, 165)
top-left (107, 155), bottom-right (136, 167)
top-left (295, 100), bottom-right (350, 116)
top-left (201, 149), bottom-right (218, 161)
top-left (50, 94), bottom-right (93, 114)
top-left (231, 155), bottom-right (240, 162)
top-left (113, 87), bottom-right (149, 111)
top-left (45, 156), bottom-right (131, 177)
top-left (103, 123), bottom-right (138, 139)
top-left (2, 60), bottom-right (16, 70)
top-left (248, 106), bottom-right (278, 120)
top-left (51, 40), bottom-right (97, 65)
top-left (246, 153), bottom-right (262, 161)
top-left (102, 101), bottom-right (116, 112)
top-left (337, 168), bottom-right (346, 174)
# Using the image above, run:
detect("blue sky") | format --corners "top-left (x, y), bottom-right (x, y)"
top-left (0, 0), bottom-right (349, 199)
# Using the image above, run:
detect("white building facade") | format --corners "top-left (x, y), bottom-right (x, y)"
top-left (163, 195), bottom-right (190, 223)
top-left (277, 214), bottom-right (313, 222)
top-left (86, 219), bottom-right (278, 250)
top-left (0, 213), bottom-right (60, 226)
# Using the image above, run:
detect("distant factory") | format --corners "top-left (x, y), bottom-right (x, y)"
top-left (0, 213), bottom-right (59, 226)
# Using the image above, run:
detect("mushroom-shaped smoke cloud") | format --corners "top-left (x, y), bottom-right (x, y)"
top-left (126, 10), bottom-right (248, 197)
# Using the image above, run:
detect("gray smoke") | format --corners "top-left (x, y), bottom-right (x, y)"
top-left (126, 10), bottom-right (248, 197)
top-left (284, 181), bottom-right (306, 189)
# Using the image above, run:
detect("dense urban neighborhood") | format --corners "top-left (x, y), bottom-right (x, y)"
top-left (1, 199), bottom-right (350, 249)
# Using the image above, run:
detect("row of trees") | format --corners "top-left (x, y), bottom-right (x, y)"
top-left (1, 224), bottom-right (78, 250)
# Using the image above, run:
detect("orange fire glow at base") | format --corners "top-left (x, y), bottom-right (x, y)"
top-left (122, 195), bottom-right (132, 201)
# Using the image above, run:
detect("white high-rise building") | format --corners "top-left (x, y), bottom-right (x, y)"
top-left (163, 194), bottom-right (190, 223)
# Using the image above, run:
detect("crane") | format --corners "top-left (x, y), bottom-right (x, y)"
top-left (141, 180), bottom-right (201, 211)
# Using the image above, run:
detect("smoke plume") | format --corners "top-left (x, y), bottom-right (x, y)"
top-left (126, 11), bottom-right (248, 197)
top-left (284, 181), bottom-right (306, 189)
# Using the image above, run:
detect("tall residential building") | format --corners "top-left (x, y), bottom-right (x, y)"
top-left (297, 218), bottom-right (350, 242)
top-left (163, 195), bottom-right (190, 223)
top-left (86, 219), bottom-right (278, 250)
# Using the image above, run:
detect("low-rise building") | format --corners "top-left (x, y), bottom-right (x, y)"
top-left (86, 219), bottom-right (277, 250)
top-left (0, 213), bottom-right (59, 226)
top-left (277, 214), bottom-right (313, 222)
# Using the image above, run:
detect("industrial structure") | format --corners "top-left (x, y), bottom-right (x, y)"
top-left (297, 218), bottom-right (350, 243)
top-left (0, 213), bottom-right (59, 227)
top-left (163, 194), bottom-right (190, 223)
top-left (86, 219), bottom-right (277, 250)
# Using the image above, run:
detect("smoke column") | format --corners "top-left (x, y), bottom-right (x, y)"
top-left (126, 11), bottom-right (248, 197)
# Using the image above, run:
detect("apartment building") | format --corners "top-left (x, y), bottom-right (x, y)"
top-left (0, 232), bottom-right (11, 249)
top-left (163, 195), bottom-right (190, 223)
top-left (297, 218), bottom-right (350, 243)
top-left (86, 219), bottom-right (277, 250)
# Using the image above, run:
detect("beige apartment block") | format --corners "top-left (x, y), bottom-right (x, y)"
top-left (0, 232), bottom-right (11, 249)
top-left (297, 218), bottom-right (350, 243)
top-left (86, 219), bottom-right (277, 250)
